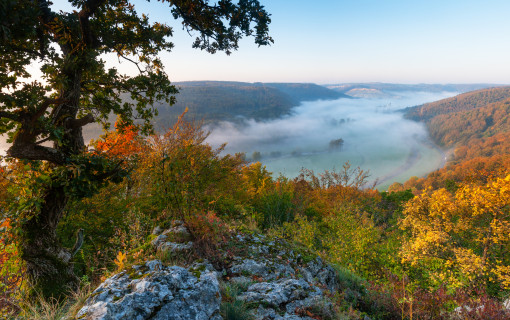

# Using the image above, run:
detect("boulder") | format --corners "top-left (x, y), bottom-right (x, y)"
top-left (75, 260), bottom-right (221, 320)
top-left (239, 279), bottom-right (311, 307)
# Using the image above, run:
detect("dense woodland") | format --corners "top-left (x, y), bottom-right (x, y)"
top-left (2, 87), bottom-right (510, 319)
top-left (404, 87), bottom-right (510, 123)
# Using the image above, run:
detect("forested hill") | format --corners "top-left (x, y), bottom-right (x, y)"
top-left (404, 87), bottom-right (510, 147)
top-left (398, 87), bottom-right (510, 193)
top-left (151, 81), bottom-right (347, 129)
top-left (405, 86), bottom-right (510, 122)
top-left (261, 82), bottom-right (344, 102)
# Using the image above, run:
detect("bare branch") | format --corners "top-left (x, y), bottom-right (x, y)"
top-left (113, 47), bottom-right (143, 73)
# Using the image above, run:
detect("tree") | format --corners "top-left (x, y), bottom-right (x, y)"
top-left (400, 175), bottom-right (510, 292)
top-left (0, 0), bottom-right (271, 298)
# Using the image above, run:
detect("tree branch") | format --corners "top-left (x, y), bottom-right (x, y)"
top-left (7, 143), bottom-right (66, 164)
top-left (35, 136), bottom-right (52, 145)
top-left (69, 113), bottom-right (95, 129)
top-left (0, 111), bottom-right (20, 122)
top-left (30, 98), bottom-right (66, 126)
top-left (78, 0), bottom-right (107, 48)
top-left (95, 159), bottom-right (125, 181)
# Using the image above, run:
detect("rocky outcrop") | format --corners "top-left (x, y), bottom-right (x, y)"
top-left (151, 220), bottom-right (193, 253)
top-left (75, 260), bottom-right (221, 320)
top-left (76, 225), bottom-right (340, 320)
top-left (226, 233), bottom-right (339, 319)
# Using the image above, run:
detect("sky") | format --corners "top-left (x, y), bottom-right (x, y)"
top-left (53, 0), bottom-right (510, 84)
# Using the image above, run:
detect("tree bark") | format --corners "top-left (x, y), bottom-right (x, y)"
top-left (20, 184), bottom-right (79, 298)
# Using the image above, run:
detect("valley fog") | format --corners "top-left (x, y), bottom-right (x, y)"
top-left (0, 91), bottom-right (458, 189)
top-left (204, 91), bottom-right (458, 189)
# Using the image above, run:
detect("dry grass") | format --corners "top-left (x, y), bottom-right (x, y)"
top-left (14, 283), bottom-right (94, 320)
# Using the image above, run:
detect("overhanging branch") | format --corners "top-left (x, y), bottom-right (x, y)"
top-left (69, 113), bottom-right (95, 128)
top-left (7, 143), bottom-right (66, 164)
top-left (0, 111), bottom-right (20, 122)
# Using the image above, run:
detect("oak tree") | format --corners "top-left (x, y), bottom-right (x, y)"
top-left (0, 0), bottom-right (271, 298)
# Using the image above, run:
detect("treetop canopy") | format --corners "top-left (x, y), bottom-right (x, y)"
top-left (0, 0), bottom-right (272, 164)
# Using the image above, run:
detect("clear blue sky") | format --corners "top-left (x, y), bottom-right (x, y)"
top-left (55, 0), bottom-right (510, 84)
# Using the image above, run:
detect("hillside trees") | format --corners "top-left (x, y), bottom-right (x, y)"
top-left (401, 175), bottom-right (510, 292)
top-left (0, 0), bottom-right (271, 298)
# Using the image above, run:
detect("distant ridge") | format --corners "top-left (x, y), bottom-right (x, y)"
top-left (405, 86), bottom-right (510, 122)
top-left (151, 81), bottom-right (348, 129)
top-left (325, 83), bottom-right (504, 99)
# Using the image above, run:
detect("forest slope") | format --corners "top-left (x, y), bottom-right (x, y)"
top-left (404, 87), bottom-right (510, 149)
top-left (400, 87), bottom-right (510, 191)
top-left (405, 87), bottom-right (510, 123)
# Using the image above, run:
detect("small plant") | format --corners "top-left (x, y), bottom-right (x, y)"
top-left (63, 283), bottom-right (95, 319)
top-left (221, 299), bottom-right (254, 320)
top-left (14, 280), bottom-right (94, 320)
top-left (114, 251), bottom-right (127, 271)
top-left (220, 282), bottom-right (254, 320)
top-left (186, 211), bottom-right (228, 244)
top-left (257, 190), bottom-right (295, 230)
top-left (154, 248), bottom-right (192, 267)
top-left (334, 265), bottom-right (367, 296)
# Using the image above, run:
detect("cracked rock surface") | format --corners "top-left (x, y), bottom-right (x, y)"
top-left (76, 226), bottom-right (340, 320)
top-left (75, 260), bottom-right (221, 320)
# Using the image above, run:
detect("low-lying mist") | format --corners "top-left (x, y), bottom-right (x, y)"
top-left (0, 90), bottom-right (458, 189)
top-left (204, 91), bottom-right (458, 188)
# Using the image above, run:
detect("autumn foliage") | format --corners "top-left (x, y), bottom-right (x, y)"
top-left (94, 122), bottom-right (143, 158)
top-left (2, 86), bottom-right (510, 318)
top-left (401, 175), bottom-right (510, 291)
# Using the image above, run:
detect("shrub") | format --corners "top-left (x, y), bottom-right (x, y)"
top-left (220, 282), bottom-right (253, 320)
top-left (0, 220), bottom-right (22, 318)
top-left (256, 189), bottom-right (295, 230)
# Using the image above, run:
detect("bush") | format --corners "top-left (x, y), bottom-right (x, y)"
top-left (256, 189), bottom-right (295, 230)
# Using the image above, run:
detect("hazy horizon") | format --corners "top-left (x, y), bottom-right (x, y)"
top-left (0, 82), bottom-right (487, 159)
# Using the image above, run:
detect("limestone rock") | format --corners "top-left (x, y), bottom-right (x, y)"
top-left (75, 260), bottom-right (221, 320)
top-left (151, 222), bottom-right (193, 254)
top-left (79, 227), bottom-right (342, 320)
top-left (152, 226), bottom-right (163, 235)
top-left (239, 279), bottom-right (311, 307)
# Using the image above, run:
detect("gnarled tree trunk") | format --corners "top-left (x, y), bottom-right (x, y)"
top-left (20, 185), bottom-right (79, 298)
top-left (13, 54), bottom-right (86, 299)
